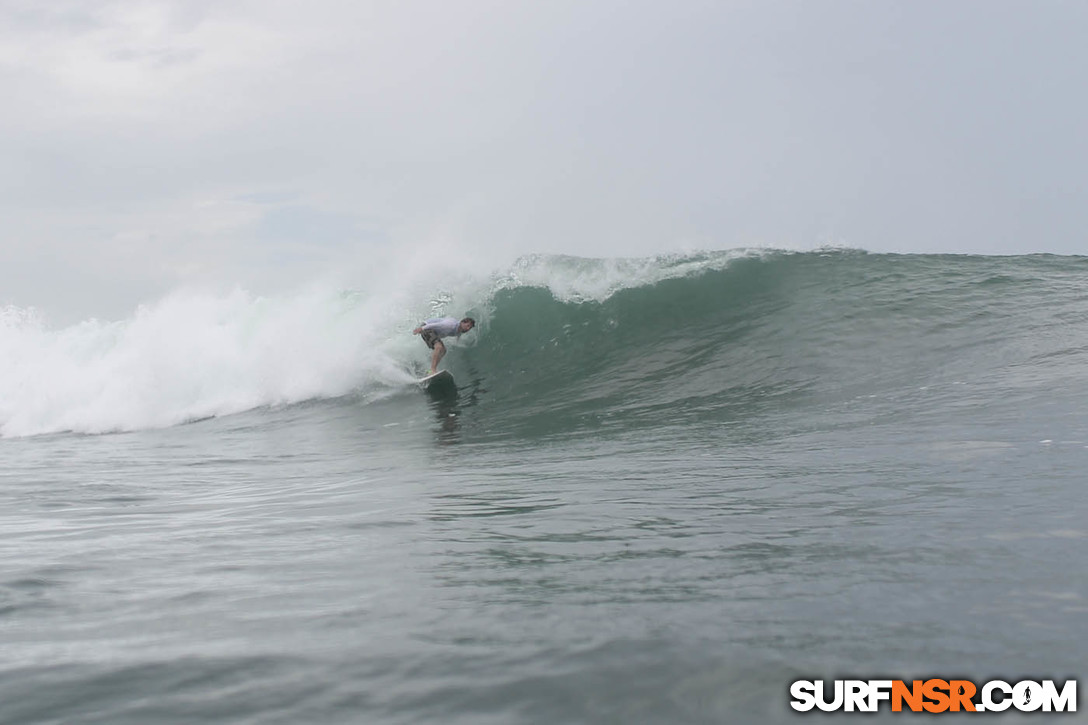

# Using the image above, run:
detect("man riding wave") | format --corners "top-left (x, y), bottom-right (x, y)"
top-left (412, 317), bottom-right (476, 374)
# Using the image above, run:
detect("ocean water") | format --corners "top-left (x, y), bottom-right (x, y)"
top-left (1, 250), bottom-right (1085, 723)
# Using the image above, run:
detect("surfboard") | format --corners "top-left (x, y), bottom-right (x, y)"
top-left (418, 370), bottom-right (455, 390)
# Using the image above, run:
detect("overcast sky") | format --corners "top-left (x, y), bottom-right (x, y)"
top-left (2, 0), bottom-right (1086, 322)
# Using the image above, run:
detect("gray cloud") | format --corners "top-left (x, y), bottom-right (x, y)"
top-left (2, 0), bottom-right (1086, 322)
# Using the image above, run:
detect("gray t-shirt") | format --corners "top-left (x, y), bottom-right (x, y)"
top-left (421, 317), bottom-right (462, 338)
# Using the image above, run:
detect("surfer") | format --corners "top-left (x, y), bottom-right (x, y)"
top-left (412, 317), bottom-right (476, 374)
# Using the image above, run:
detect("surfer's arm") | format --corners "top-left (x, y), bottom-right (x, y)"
top-left (417, 319), bottom-right (450, 334)
top-left (416, 318), bottom-right (458, 336)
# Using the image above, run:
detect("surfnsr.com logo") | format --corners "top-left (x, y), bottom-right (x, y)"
top-left (790, 679), bottom-right (1077, 713)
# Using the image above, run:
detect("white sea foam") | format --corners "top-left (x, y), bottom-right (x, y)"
top-left (0, 286), bottom-right (418, 437)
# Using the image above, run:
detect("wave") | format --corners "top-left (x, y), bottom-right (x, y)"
top-left (2, 249), bottom-right (1084, 438)
top-left (452, 250), bottom-right (1088, 441)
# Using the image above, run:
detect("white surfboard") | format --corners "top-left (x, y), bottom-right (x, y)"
top-left (418, 370), bottom-right (455, 390)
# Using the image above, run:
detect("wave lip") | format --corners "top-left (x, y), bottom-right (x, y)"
top-left (491, 248), bottom-right (779, 304)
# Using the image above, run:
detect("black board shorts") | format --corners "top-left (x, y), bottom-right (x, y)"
top-left (420, 329), bottom-right (443, 350)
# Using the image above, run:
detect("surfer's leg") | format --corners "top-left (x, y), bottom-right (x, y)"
top-left (430, 340), bottom-right (446, 374)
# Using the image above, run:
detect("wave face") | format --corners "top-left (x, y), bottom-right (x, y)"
top-left (456, 251), bottom-right (1088, 443)
top-left (3, 250), bottom-right (1087, 438)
